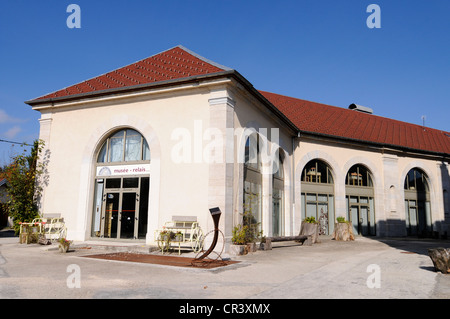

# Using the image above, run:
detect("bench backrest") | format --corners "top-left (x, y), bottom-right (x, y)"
top-left (43, 213), bottom-right (61, 219)
top-left (171, 216), bottom-right (197, 228)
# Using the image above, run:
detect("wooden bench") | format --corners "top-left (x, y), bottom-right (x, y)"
top-left (261, 235), bottom-right (312, 250)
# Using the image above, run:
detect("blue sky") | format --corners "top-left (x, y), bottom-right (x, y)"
top-left (0, 0), bottom-right (449, 165)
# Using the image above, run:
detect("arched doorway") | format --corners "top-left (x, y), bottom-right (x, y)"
top-left (345, 164), bottom-right (375, 236)
top-left (91, 128), bottom-right (150, 240)
top-left (301, 159), bottom-right (335, 235)
top-left (404, 168), bottom-right (432, 237)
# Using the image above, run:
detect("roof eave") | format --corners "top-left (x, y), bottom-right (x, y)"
top-left (25, 70), bottom-right (237, 107)
top-left (300, 130), bottom-right (450, 159)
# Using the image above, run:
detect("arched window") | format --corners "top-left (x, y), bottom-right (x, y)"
top-left (98, 129), bottom-right (150, 163)
top-left (345, 165), bottom-right (375, 236)
top-left (301, 159), bottom-right (334, 235)
top-left (243, 134), bottom-right (262, 231)
top-left (345, 165), bottom-right (373, 187)
top-left (92, 128), bottom-right (150, 240)
top-left (404, 168), bottom-right (429, 192)
top-left (404, 168), bottom-right (431, 237)
top-left (272, 149), bottom-right (285, 236)
top-left (301, 159), bottom-right (333, 184)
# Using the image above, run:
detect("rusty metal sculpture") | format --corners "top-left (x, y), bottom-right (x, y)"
top-left (191, 207), bottom-right (226, 267)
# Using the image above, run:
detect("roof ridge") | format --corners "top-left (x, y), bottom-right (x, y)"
top-left (176, 45), bottom-right (233, 71)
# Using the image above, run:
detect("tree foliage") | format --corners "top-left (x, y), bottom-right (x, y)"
top-left (0, 140), bottom-right (45, 233)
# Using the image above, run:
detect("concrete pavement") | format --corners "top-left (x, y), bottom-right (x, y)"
top-left (0, 229), bottom-right (449, 299)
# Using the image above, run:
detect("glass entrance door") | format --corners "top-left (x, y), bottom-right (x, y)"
top-left (350, 205), bottom-right (372, 236)
top-left (120, 192), bottom-right (136, 239)
top-left (102, 191), bottom-right (137, 239)
top-left (93, 176), bottom-right (149, 240)
top-left (347, 195), bottom-right (375, 236)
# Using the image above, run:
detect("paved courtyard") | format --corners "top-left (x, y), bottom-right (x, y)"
top-left (0, 229), bottom-right (449, 299)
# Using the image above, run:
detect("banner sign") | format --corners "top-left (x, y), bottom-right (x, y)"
top-left (96, 164), bottom-right (150, 177)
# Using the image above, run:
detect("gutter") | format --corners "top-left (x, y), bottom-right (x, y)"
top-left (299, 130), bottom-right (450, 160)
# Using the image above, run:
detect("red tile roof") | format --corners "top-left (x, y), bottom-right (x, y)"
top-left (259, 90), bottom-right (450, 155)
top-left (27, 45), bottom-right (450, 156)
top-left (31, 45), bottom-right (230, 101)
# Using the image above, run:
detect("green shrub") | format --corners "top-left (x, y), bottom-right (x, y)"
top-left (336, 216), bottom-right (346, 223)
top-left (304, 216), bottom-right (317, 224)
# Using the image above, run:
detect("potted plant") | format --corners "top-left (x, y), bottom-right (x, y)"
top-left (230, 210), bottom-right (262, 256)
top-left (58, 237), bottom-right (72, 253)
top-left (157, 228), bottom-right (171, 253)
top-left (300, 216), bottom-right (320, 243)
top-left (159, 228), bottom-right (170, 241)
top-left (332, 217), bottom-right (355, 241)
top-left (174, 230), bottom-right (183, 242)
top-left (231, 224), bottom-right (249, 256)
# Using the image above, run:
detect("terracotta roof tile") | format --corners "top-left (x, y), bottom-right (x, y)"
top-left (259, 90), bottom-right (450, 155)
top-left (27, 45), bottom-right (449, 156)
top-left (32, 45), bottom-right (228, 101)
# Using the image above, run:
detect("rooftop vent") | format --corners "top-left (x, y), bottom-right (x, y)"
top-left (348, 103), bottom-right (373, 114)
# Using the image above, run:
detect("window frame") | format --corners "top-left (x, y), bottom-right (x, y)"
top-left (97, 129), bottom-right (150, 164)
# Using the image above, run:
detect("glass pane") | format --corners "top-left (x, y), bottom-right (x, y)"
top-left (138, 177), bottom-right (149, 239)
top-left (273, 151), bottom-right (283, 178)
top-left (125, 130), bottom-right (141, 162)
top-left (307, 193), bottom-right (317, 202)
top-left (351, 206), bottom-right (359, 234)
top-left (123, 178), bottom-right (139, 188)
top-left (105, 178), bottom-right (121, 189)
top-left (328, 195), bottom-right (335, 234)
top-left (327, 168), bottom-right (334, 184)
top-left (306, 203), bottom-right (316, 219)
top-left (407, 170), bottom-right (415, 189)
top-left (143, 139), bottom-right (150, 161)
top-left (244, 181), bottom-right (251, 193)
top-left (360, 197), bottom-right (369, 204)
top-left (405, 200), bottom-right (410, 231)
top-left (120, 193), bottom-right (136, 239)
top-left (369, 198), bottom-right (375, 235)
top-left (318, 203), bottom-right (328, 235)
top-left (318, 194), bottom-right (328, 202)
top-left (104, 193), bottom-right (119, 238)
top-left (109, 131), bottom-right (124, 162)
top-left (245, 136), bottom-right (259, 170)
top-left (301, 194), bottom-right (306, 220)
top-left (425, 201), bottom-right (432, 232)
top-left (360, 207), bottom-right (369, 235)
top-left (97, 142), bottom-right (107, 163)
top-left (92, 180), bottom-right (104, 237)
top-left (272, 196), bottom-right (281, 237)
top-left (409, 207), bottom-right (418, 235)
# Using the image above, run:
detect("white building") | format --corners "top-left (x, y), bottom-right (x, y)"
top-left (26, 45), bottom-right (450, 249)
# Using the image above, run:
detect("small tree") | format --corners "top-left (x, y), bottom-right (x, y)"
top-left (0, 140), bottom-right (45, 234)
